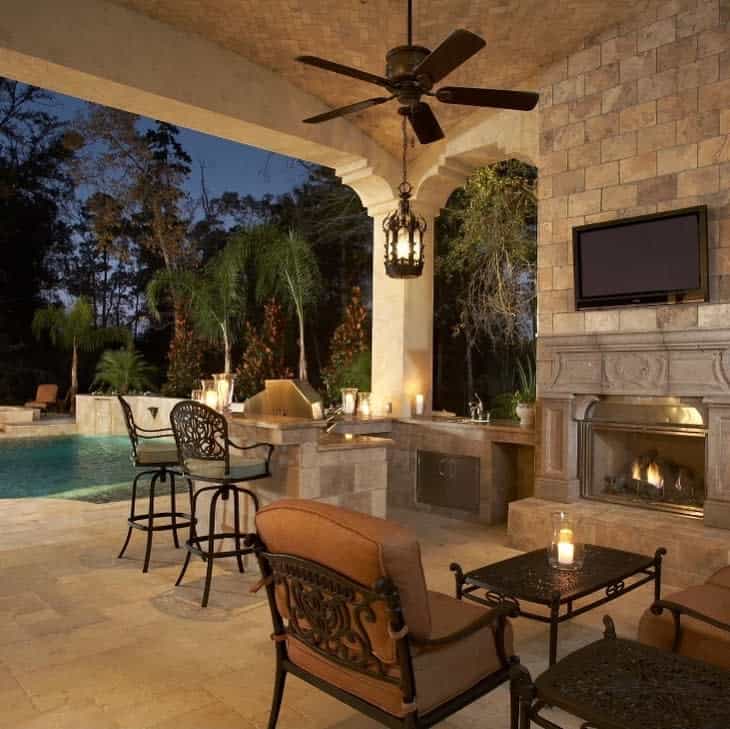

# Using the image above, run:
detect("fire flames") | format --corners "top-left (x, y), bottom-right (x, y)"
top-left (631, 459), bottom-right (664, 489)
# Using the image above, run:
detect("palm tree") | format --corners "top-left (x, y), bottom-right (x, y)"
top-left (32, 297), bottom-right (129, 411)
top-left (247, 227), bottom-right (321, 381)
top-left (147, 238), bottom-right (249, 374)
top-left (92, 347), bottom-right (156, 394)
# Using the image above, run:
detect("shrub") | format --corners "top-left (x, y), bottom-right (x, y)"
top-left (92, 347), bottom-right (156, 394)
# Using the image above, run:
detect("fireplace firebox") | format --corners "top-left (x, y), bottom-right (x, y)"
top-left (578, 398), bottom-right (707, 519)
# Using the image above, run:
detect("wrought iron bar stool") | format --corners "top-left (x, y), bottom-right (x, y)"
top-left (117, 396), bottom-right (196, 573)
top-left (169, 400), bottom-right (273, 607)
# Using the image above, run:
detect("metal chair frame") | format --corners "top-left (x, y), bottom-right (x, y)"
top-left (252, 537), bottom-right (520, 729)
top-left (117, 395), bottom-right (195, 573)
top-left (170, 400), bottom-right (273, 607)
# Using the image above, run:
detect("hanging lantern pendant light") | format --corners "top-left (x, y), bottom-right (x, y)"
top-left (383, 114), bottom-right (426, 278)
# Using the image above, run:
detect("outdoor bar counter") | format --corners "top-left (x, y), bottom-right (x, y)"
top-left (226, 413), bottom-right (391, 518)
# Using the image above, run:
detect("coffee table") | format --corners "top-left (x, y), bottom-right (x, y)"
top-left (511, 616), bottom-right (730, 729)
top-left (451, 545), bottom-right (665, 665)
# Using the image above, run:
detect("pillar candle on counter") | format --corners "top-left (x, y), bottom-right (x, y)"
top-left (415, 393), bottom-right (425, 416)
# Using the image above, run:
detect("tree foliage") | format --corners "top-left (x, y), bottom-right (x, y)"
top-left (321, 286), bottom-right (370, 403)
top-left (31, 297), bottom-right (129, 408)
top-left (147, 237), bottom-right (249, 374)
top-left (235, 299), bottom-right (292, 400)
top-left (247, 227), bottom-right (321, 381)
top-left (438, 160), bottom-right (537, 402)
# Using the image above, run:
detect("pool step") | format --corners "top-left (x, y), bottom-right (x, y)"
top-left (0, 418), bottom-right (77, 438)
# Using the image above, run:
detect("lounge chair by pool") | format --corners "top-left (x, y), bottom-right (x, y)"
top-left (25, 384), bottom-right (60, 412)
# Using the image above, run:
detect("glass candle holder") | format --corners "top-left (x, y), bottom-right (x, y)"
top-left (191, 388), bottom-right (203, 402)
top-left (213, 372), bottom-right (236, 411)
top-left (201, 379), bottom-right (218, 410)
top-left (548, 511), bottom-right (585, 571)
top-left (358, 391), bottom-right (371, 417)
top-left (415, 393), bottom-right (425, 416)
top-left (341, 388), bottom-right (358, 416)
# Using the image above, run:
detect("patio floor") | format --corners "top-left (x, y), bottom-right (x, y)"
top-left (0, 498), bottom-right (668, 729)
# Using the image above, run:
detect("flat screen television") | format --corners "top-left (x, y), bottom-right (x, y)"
top-left (572, 205), bottom-right (709, 310)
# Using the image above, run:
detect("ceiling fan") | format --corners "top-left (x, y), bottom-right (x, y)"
top-left (295, 0), bottom-right (539, 144)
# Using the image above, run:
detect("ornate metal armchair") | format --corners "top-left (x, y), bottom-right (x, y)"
top-left (170, 400), bottom-right (273, 607)
top-left (639, 565), bottom-right (730, 669)
top-left (117, 395), bottom-right (195, 573)
top-left (253, 499), bottom-right (520, 729)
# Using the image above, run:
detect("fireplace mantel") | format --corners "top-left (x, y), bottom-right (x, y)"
top-left (539, 329), bottom-right (730, 397)
top-left (535, 328), bottom-right (730, 529)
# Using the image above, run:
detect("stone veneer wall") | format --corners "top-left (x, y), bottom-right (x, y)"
top-left (536, 0), bottom-right (730, 362)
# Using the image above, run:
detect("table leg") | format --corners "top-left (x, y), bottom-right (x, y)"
top-left (654, 547), bottom-right (666, 603)
top-left (449, 563), bottom-right (464, 600)
top-left (549, 592), bottom-right (560, 666)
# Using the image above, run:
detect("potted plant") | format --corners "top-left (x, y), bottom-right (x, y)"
top-left (515, 357), bottom-right (536, 427)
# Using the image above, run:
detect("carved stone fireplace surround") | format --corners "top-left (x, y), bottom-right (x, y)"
top-left (535, 328), bottom-right (730, 530)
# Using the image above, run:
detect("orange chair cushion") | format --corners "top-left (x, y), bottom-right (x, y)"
top-left (707, 566), bottom-right (730, 590)
top-left (638, 584), bottom-right (730, 670)
top-left (286, 590), bottom-right (511, 718)
top-left (255, 499), bottom-right (431, 640)
top-left (35, 384), bottom-right (58, 404)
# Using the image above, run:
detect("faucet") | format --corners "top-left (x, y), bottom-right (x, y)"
top-left (324, 407), bottom-right (343, 434)
top-left (469, 393), bottom-right (487, 421)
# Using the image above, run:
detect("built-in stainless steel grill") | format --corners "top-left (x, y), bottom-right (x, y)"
top-left (243, 379), bottom-right (323, 420)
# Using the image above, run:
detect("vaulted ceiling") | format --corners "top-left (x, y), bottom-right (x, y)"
top-left (112, 0), bottom-right (649, 157)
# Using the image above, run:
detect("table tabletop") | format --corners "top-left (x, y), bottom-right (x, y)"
top-left (462, 545), bottom-right (656, 605)
top-left (533, 635), bottom-right (730, 729)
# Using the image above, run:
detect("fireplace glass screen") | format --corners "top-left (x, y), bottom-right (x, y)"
top-left (579, 398), bottom-right (707, 518)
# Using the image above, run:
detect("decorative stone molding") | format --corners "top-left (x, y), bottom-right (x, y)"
top-left (541, 330), bottom-right (730, 397)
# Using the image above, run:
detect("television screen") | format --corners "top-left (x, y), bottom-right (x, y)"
top-left (573, 206), bottom-right (708, 309)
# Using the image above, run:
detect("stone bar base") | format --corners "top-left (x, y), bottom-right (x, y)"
top-left (509, 497), bottom-right (730, 589)
top-left (225, 415), bottom-right (391, 533)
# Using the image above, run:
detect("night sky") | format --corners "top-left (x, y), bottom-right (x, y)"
top-left (50, 89), bottom-right (310, 200)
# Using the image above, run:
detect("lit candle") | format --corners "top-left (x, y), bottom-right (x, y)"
top-left (359, 399), bottom-right (370, 417)
top-left (415, 393), bottom-right (424, 416)
top-left (204, 388), bottom-right (218, 409)
top-left (345, 433), bottom-right (354, 441)
top-left (557, 541), bottom-right (575, 565)
top-left (344, 392), bottom-right (356, 415)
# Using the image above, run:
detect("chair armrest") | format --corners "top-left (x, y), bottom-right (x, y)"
top-left (134, 424), bottom-right (173, 435)
top-left (651, 599), bottom-right (730, 638)
top-left (409, 603), bottom-right (518, 650)
top-left (227, 440), bottom-right (275, 469)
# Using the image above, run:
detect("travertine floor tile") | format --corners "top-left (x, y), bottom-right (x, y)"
top-left (0, 497), bottom-right (668, 729)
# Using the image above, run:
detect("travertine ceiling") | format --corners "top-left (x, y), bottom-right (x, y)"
top-left (112, 0), bottom-right (648, 157)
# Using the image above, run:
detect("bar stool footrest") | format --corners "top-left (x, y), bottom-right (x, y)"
top-left (186, 532), bottom-right (255, 560)
top-left (128, 512), bottom-right (196, 532)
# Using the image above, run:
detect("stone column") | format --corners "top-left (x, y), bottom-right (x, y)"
top-left (534, 394), bottom-right (580, 501)
top-left (703, 396), bottom-right (730, 529)
top-left (369, 204), bottom-right (436, 418)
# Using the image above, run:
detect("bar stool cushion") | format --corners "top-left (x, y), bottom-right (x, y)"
top-left (136, 441), bottom-right (179, 466)
top-left (186, 455), bottom-right (268, 481)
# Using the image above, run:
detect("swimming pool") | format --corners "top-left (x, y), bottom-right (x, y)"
top-left (0, 435), bottom-right (138, 500)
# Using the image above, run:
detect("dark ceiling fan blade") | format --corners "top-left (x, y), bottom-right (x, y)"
top-left (436, 86), bottom-right (539, 111)
top-left (303, 96), bottom-right (395, 124)
top-left (413, 30), bottom-right (486, 86)
top-left (404, 103), bottom-right (444, 144)
top-left (296, 55), bottom-right (392, 89)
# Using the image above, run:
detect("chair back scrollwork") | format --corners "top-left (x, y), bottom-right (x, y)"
top-left (259, 551), bottom-right (405, 686)
top-left (117, 395), bottom-right (139, 460)
top-left (170, 400), bottom-right (229, 474)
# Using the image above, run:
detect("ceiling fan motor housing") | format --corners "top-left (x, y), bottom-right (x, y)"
top-left (386, 45), bottom-right (432, 85)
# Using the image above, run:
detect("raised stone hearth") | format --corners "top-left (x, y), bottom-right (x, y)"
top-left (509, 497), bottom-right (730, 589)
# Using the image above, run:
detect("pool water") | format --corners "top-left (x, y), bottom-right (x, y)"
top-left (0, 435), bottom-right (137, 500)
